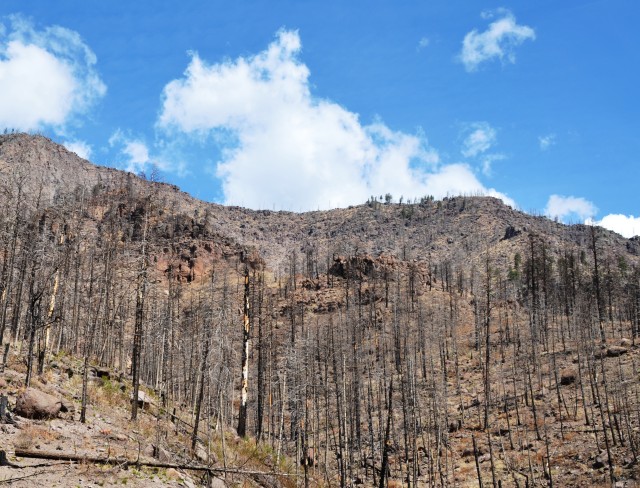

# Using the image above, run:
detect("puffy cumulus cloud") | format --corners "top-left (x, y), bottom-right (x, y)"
top-left (0, 15), bottom-right (106, 132)
top-left (546, 195), bottom-right (638, 238)
top-left (63, 140), bottom-right (92, 160)
top-left (159, 30), bottom-right (513, 210)
top-left (123, 141), bottom-right (151, 171)
top-left (586, 215), bottom-right (640, 239)
top-left (538, 134), bottom-right (556, 150)
top-left (109, 130), bottom-right (151, 174)
top-left (545, 194), bottom-right (597, 222)
top-left (459, 10), bottom-right (535, 72)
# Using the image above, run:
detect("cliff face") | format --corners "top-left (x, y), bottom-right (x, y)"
top-left (0, 133), bottom-right (115, 201)
top-left (0, 133), bottom-right (635, 274)
top-left (2, 134), bottom-right (640, 488)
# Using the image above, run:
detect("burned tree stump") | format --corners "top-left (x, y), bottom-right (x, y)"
top-left (0, 450), bottom-right (19, 468)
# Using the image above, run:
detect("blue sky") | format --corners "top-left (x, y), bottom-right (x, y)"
top-left (1, 1), bottom-right (638, 236)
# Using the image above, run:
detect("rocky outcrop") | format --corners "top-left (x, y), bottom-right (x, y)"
top-left (0, 134), bottom-right (637, 277)
top-left (560, 368), bottom-right (577, 385)
top-left (131, 390), bottom-right (154, 410)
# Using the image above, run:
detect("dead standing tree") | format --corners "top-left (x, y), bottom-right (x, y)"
top-left (192, 272), bottom-right (215, 450)
top-left (131, 207), bottom-right (149, 422)
top-left (237, 266), bottom-right (250, 437)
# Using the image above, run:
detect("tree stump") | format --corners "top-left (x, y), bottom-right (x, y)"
top-left (0, 450), bottom-right (19, 468)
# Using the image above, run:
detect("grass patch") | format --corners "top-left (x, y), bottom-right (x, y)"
top-left (14, 424), bottom-right (61, 450)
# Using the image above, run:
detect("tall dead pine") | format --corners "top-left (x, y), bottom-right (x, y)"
top-left (590, 226), bottom-right (606, 342)
top-left (131, 212), bottom-right (148, 422)
top-left (379, 378), bottom-right (394, 488)
top-left (237, 266), bottom-right (250, 437)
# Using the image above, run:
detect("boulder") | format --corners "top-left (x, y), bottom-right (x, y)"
top-left (195, 443), bottom-right (209, 463)
top-left (477, 453), bottom-right (491, 463)
top-left (131, 390), bottom-right (153, 410)
top-left (594, 346), bottom-right (607, 359)
top-left (92, 367), bottom-right (111, 380)
top-left (15, 388), bottom-right (62, 419)
top-left (592, 451), bottom-right (607, 469)
top-left (607, 346), bottom-right (628, 358)
top-left (143, 443), bottom-right (172, 462)
top-left (560, 368), bottom-right (577, 386)
top-left (209, 478), bottom-right (227, 488)
top-left (502, 225), bottom-right (521, 240)
top-left (60, 399), bottom-right (75, 414)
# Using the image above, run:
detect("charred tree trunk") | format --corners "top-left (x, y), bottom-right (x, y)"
top-left (590, 227), bottom-right (606, 342)
top-left (237, 267), bottom-right (250, 438)
top-left (131, 215), bottom-right (148, 422)
top-left (192, 302), bottom-right (211, 450)
top-left (379, 378), bottom-right (394, 488)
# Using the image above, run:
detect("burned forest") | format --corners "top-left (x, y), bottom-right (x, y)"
top-left (1, 134), bottom-right (640, 487)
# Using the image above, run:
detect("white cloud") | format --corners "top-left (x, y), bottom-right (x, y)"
top-left (109, 129), bottom-right (189, 177)
top-left (459, 10), bottom-right (535, 72)
top-left (460, 122), bottom-right (505, 175)
top-left (587, 215), bottom-right (640, 239)
top-left (109, 130), bottom-right (151, 174)
top-left (419, 163), bottom-right (515, 207)
top-left (123, 141), bottom-right (150, 169)
top-left (538, 134), bottom-right (556, 150)
top-left (63, 140), bottom-right (92, 160)
top-left (462, 122), bottom-right (497, 158)
top-left (417, 37), bottom-right (430, 51)
top-left (158, 30), bottom-right (514, 210)
top-left (546, 195), bottom-right (638, 238)
top-left (0, 15), bottom-right (106, 132)
top-left (480, 153), bottom-right (506, 176)
top-left (545, 194), bottom-right (597, 222)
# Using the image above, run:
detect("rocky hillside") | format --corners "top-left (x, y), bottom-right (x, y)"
top-left (1, 133), bottom-right (637, 273)
top-left (1, 134), bottom-right (640, 487)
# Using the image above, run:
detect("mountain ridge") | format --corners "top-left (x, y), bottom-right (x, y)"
top-left (0, 133), bottom-right (636, 274)
top-left (1, 133), bottom-right (640, 487)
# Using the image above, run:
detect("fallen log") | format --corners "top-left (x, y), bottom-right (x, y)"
top-left (12, 449), bottom-right (299, 477)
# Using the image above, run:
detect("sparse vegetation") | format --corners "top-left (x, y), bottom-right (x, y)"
top-left (0, 134), bottom-right (639, 486)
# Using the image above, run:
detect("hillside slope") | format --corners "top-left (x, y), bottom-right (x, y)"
top-left (1, 133), bottom-right (636, 272)
top-left (1, 134), bottom-right (639, 487)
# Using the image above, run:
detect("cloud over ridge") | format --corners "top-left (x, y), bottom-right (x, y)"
top-left (545, 194), bottom-right (597, 222)
top-left (587, 214), bottom-right (640, 239)
top-left (159, 30), bottom-right (512, 210)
